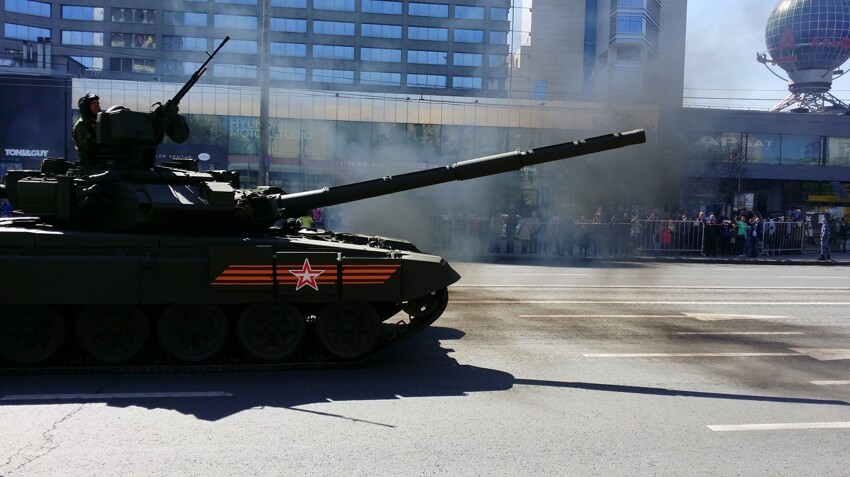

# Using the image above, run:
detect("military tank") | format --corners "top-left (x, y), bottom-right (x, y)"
top-left (0, 40), bottom-right (646, 371)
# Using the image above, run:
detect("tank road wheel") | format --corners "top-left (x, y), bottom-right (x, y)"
top-left (157, 305), bottom-right (229, 363)
top-left (0, 305), bottom-right (65, 365)
top-left (401, 288), bottom-right (449, 321)
top-left (237, 303), bottom-right (305, 361)
top-left (316, 302), bottom-right (381, 360)
top-left (76, 305), bottom-right (150, 364)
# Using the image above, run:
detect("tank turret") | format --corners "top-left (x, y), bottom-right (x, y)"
top-left (3, 129), bottom-right (644, 231)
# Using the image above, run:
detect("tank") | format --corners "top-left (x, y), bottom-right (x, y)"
top-left (0, 41), bottom-right (647, 370)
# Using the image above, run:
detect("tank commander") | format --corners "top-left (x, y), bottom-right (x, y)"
top-left (72, 92), bottom-right (102, 166)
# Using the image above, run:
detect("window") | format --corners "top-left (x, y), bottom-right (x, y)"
top-left (408, 26), bottom-right (447, 41)
top-left (362, 0), bottom-right (401, 14)
top-left (454, 29), bottom-right (483, 43)
top-left (361, 71), bottom-right (401, 86)
top-left (162, 60), bottom-right (202, 75)
top-left (312, 68), bottom-right (354, 84)
top-left (163, 11), bottom-right (207, 27)
top-left (491, 7), bottom-right (509, 21)
top-left (452, 76), bottom-right (482, 89)
top-left (271, 18), bottom-right (307, 33)
top-left (215, 0), bottom-right (257, 4)
top-left (110, 57), bottom-right (155, 74)
top-left (362, 23), bottom-right (401, 38)
top-left (361, 47), bottom-right (401, 62)
top-left (61, 30), bottom-right (104, 46)
top-left (407, 74), bottom-right (446, 88)
top-left (490, 31), bottom-right (508, 44)
top-left (110, 33), bottom-right (155, 49)
top-left (5, 0), bottom-right (50, 17)
top-left (5, 23), bottom-right (50, 41)
top-left (214, 63), bottom-right (257, 79)
top-left (314, 0), bottom-right (354, 11)
top-left (271, 66), bottom-right (306, 81)
top-left (163, 36), bottom-right (207, 51)
top-left (111, 8), bottom-right (156, 24)
top-left (408, 50), bottom-right (447, 65)
top-left (409, 2), bottom-right (448, 17)
top-left (70, 56), bottom-right (103, 70)
top-left (214, 14), bottom-right (257, 29)
top-left (313, 20), bottom-right (355, 36)
top-left (617, 0), bottom-right (645, 7)
top-left (271, 0), bottom-right (306, 6)
top-left (313, 45), bottom-right (354, 60)
top-left (533, 80), bottom-right (547, 100)
top-left (489, 54), bottom-right (506, 67)
top-left (62, 6), bottom-right (104, 21)
top-left (455, 5), bottom-right (484, 19)
top-left (453, 52), bottom-right (482, 67)
top-left (614, 15), bottom-right (644, 35)
top-left (780, 135), bottom-right (821, 166)
top-left (271, 42), bottom-right (306, 57)
top-left (827, 137), bottom-right (850, 167)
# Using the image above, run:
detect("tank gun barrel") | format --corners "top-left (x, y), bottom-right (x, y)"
top-left (274, 129), bottom-right (646, 213)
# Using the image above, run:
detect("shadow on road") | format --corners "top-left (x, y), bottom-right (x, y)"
top-left (3, 326), bottom-right (846, 421)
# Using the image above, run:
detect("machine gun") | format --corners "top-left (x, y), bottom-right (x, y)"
top-left (150, 36), bottom-right (230, 143)
top-left (95, 36), bottom-right (230, 168)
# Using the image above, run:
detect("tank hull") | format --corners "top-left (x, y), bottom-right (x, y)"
top-left (0, 222), bottom-right (458, 369)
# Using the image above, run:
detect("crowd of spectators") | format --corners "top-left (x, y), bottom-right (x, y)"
top-left (446, 205), bottom-right (848, 258)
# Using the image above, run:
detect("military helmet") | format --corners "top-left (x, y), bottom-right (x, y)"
top-left (77, 92), bottom-right (100, 115)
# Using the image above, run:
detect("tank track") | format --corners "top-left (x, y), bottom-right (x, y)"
top-left (0, 295), bottom-right (446, 375)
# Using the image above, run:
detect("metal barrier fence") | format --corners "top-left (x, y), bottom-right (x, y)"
top-left (421, 216), bottom-right (805, 256)
top-left (761, 221), bottom-right (805, 256)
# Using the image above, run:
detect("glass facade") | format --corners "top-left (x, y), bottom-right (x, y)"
top-left (2, 0), bottom-right (510, 96)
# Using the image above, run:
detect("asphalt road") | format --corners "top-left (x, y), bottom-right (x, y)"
top-left (1, 260), bottom-right (849, 476)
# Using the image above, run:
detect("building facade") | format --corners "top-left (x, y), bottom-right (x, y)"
top-left (508, 0), bottom-right (686, 107)
top-left (1, 0), bottom-right (511, 96)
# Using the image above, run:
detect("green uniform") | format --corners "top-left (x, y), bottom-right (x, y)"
top-left (73, 92), bottom-right (101, 166)
top-left (72, 116), bottom-right (98, 165)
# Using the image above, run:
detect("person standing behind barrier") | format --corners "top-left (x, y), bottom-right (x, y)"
top-left (489, 211), bottom-right (503, 252)
top-left (819, 215), bottom-right (832, 261)
top-left (749, 214), bottom-right (763, 258)
top-left (503, 207), bottom-right (518, 254)
top-left (736, 215), bottom-right (747, 257)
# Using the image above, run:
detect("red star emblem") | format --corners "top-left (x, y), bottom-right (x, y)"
top-left (289, 258), bottom-right (325, 291)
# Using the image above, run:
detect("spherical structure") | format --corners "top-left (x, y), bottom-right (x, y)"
top-left (766, 0), bottom-right (850, 90)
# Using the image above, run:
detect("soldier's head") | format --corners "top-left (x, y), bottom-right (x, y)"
top-left (78, 92), bottom-right (101, 119)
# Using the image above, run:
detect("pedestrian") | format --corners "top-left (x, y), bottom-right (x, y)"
top-left (503, 206), bottom-right (518, 254)
top-left (819, 214), bottom-right (832, 261)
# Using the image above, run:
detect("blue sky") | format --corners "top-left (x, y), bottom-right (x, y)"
top-left (685, 0), bottom-right (850, 110)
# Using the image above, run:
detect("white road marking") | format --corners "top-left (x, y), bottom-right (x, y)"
top-left (708, 422), bottom-right (850, 432)
top-left (521, 314), bottom-right (681, 318)
top-left (512, 273), bottom-right (589, 276)
top-left (676, 331), bottom-right (804, 335)
top-left (583, 352), bottom-right (801, 358)
top-left (0, 392), bottom-right (233, 401)
top-left (454, 300), bottom-right (844, 305)
top-left (811, 380), bottom-right (850, 385)
top-left (790, 349), bottom-right (850, 361)
top-left (453, 285), bottom-right (850, 290)
top-left (684, 313), bottom-right (789, 321)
